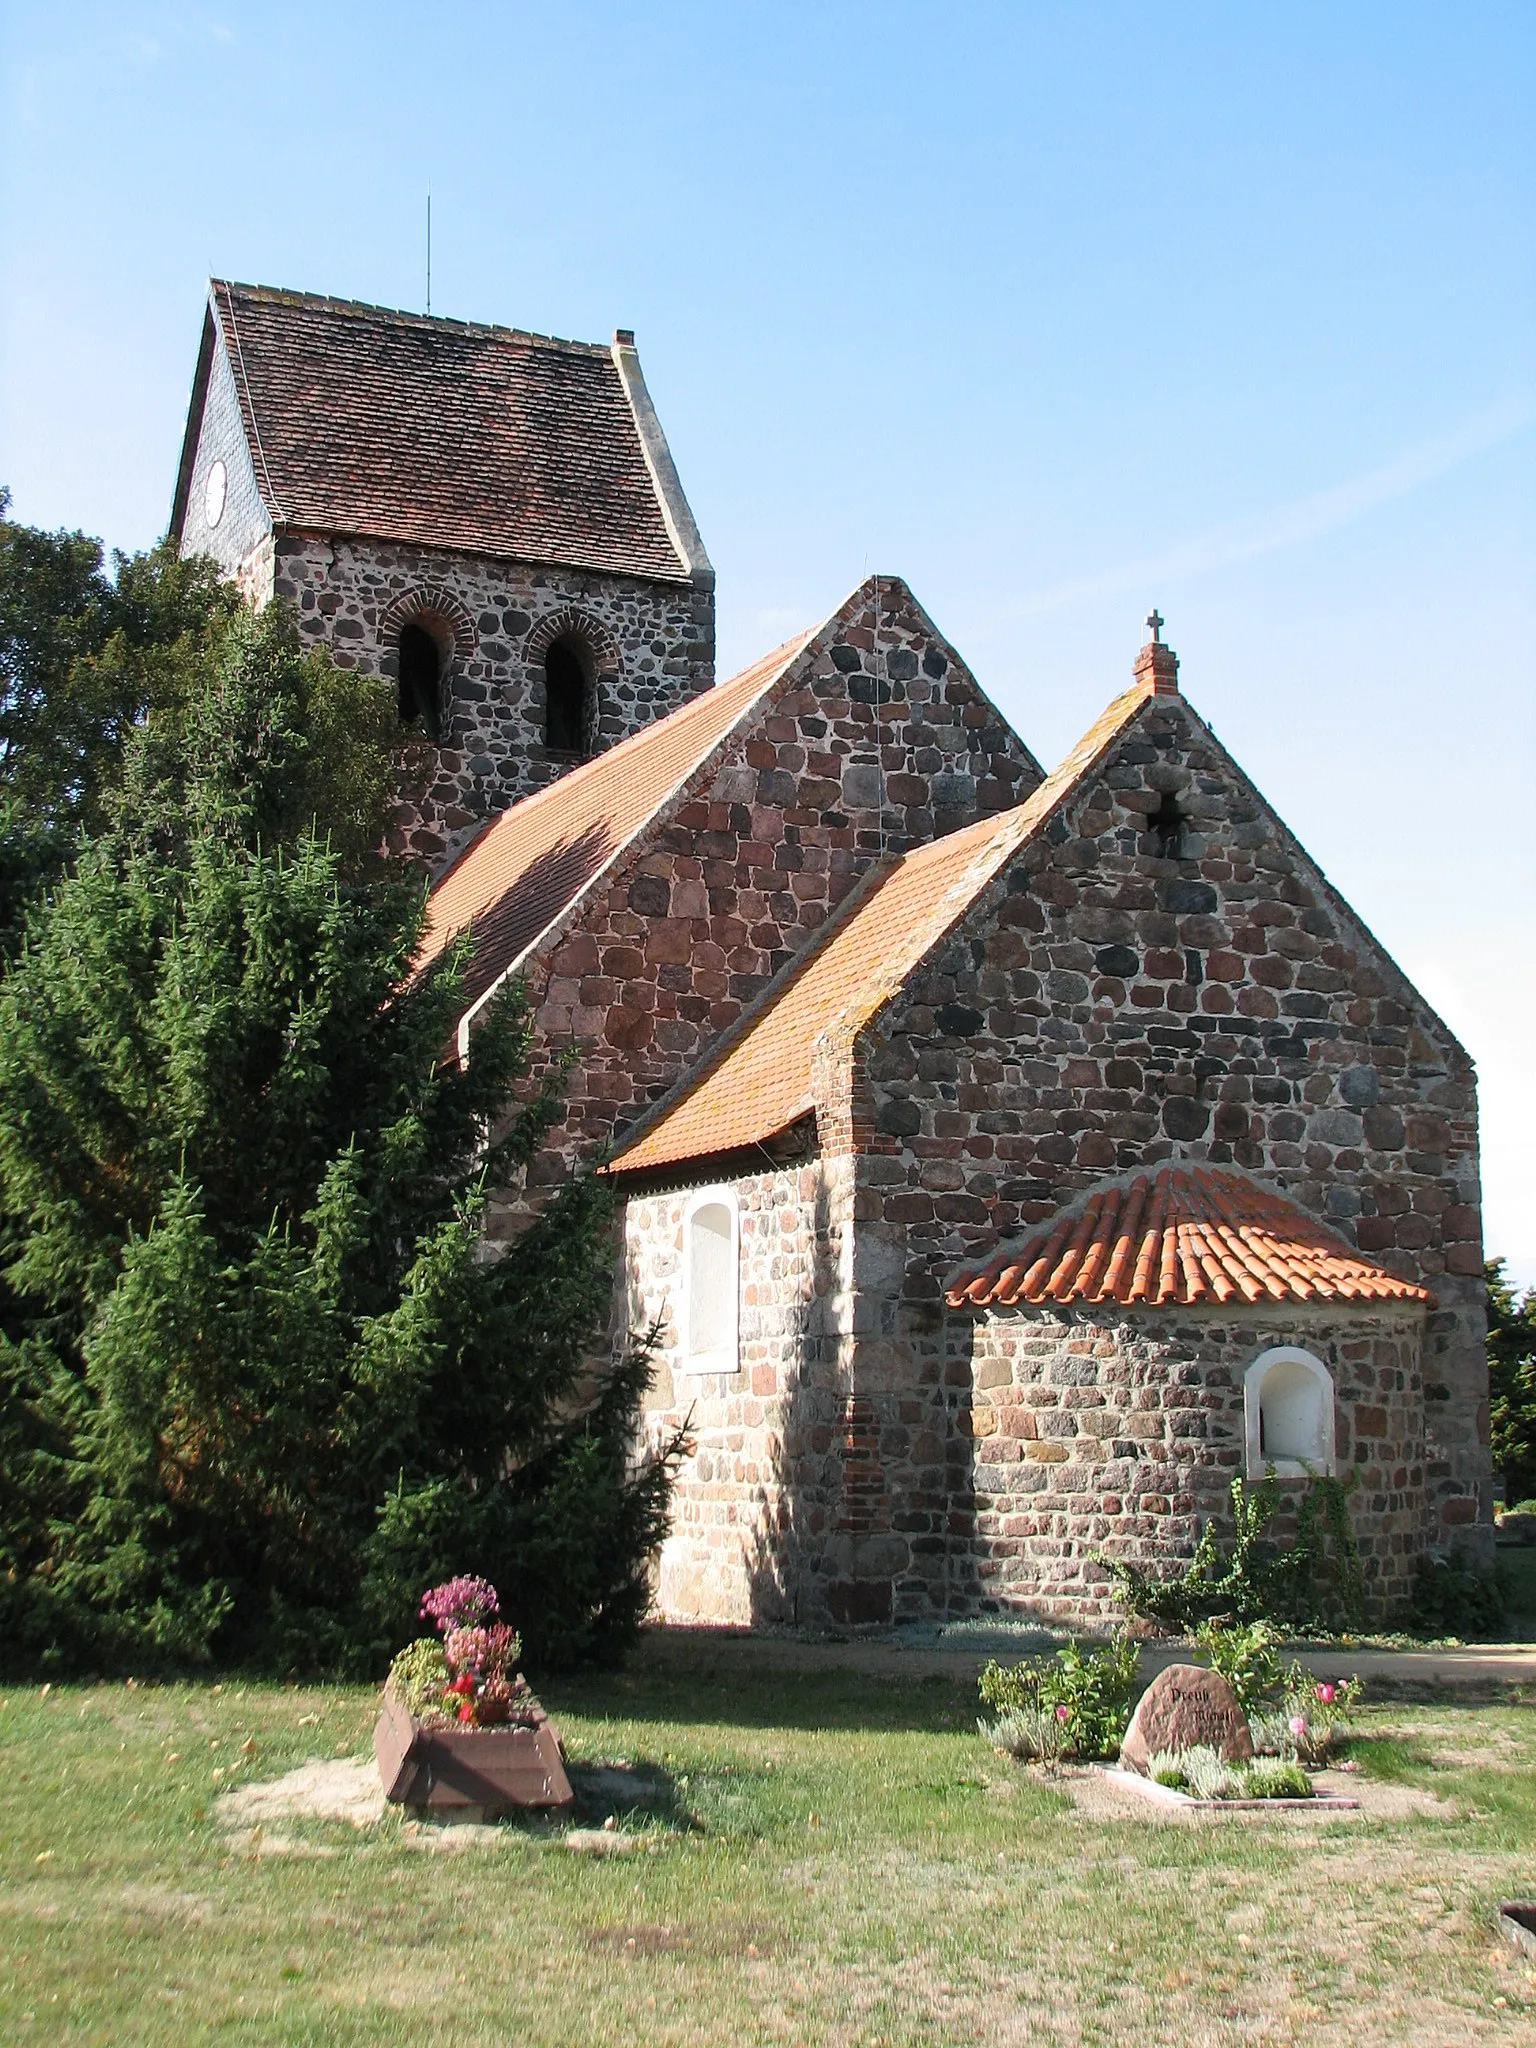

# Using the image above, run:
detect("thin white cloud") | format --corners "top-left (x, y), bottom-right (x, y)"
top-left (1010, 397), bottom-right (1536, 619)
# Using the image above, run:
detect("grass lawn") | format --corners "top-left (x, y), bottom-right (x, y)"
top-left (2, 1643), bottom-right (1533, 2046)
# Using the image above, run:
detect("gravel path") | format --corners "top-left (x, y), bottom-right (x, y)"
top-left (636, 1622), bottom-right (1536, 1690)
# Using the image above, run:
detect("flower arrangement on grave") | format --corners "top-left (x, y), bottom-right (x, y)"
top-left (977, 1632), bottom-right (1140, 1762)
top-left (385, 1576), bottom-right (539, 1731)
top-left (1256, 1669), bottom-right (1363, 1765)
top-left (1197, 1617), bottom-right (1362, 1764)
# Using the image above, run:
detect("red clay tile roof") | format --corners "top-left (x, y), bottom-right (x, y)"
top-left (192, 282), bottom-right (693, 579)
top-left (610, 681), bottom-right (1157, 1175)
top-left (946, 1164), bottom-right (1433, 1309)
top-left (419, 630), bottom-right (816, 1014)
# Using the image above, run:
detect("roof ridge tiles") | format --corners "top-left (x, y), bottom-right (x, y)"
top-left (212, 278), bottom-right (613, 356)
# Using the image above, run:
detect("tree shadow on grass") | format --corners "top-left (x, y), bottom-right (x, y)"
top-left (563, 1758), bottom-right (702, 1833)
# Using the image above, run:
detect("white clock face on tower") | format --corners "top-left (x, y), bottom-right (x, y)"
top-left (204, 459), bottom-right (227, 529)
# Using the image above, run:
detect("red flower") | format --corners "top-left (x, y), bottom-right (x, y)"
top-left (457, 1701), bottom-right (475, 1723)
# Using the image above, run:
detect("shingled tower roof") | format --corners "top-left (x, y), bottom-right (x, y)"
top-left (171, 281), bottom-right (710, 584)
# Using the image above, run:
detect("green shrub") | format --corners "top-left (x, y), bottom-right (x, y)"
top-left (386, 1637), bottom-right (450, 1719)
top-left (1487, 1258), bottom-right (1536, 1506)
top-left (978, 1630), bottom-right (1139, 1760)
top-left (1409, 1549), bottom-right (1508, 1638)
top-left (1194, 1617), bottom-right (1284, 1709)
top-left (1100, 1470), bottom-right (1365, 1633)
top-left (978, 1705), bottom-right (1067, 1765)
top-left (0, 607), bottom-right (686, 1678)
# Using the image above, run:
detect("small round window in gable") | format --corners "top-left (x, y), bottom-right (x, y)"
top-left (203, 459), bottom-right (227, 530)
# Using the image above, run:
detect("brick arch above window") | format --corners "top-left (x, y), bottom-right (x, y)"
top-left (379, 585), bottom-right (479, 662)
top-left (523, 606), bottom-right (621, 680)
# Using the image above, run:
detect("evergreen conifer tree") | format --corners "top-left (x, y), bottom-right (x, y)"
top-left (0, 515), bottom-right (679, 1673)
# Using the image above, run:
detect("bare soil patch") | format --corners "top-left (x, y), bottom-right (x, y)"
top-left (215, 1755), bottom-right (385, 1831)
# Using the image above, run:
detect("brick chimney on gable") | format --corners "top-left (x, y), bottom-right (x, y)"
top-left (1134, 608), bottom-right (1180, 694)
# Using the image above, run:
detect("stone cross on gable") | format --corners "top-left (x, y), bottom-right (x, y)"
top-left (1134, 607), bottom-right (1179, 694)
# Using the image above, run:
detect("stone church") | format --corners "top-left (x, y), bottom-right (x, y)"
top-left (174, 281), bottom-right (1495, 1630)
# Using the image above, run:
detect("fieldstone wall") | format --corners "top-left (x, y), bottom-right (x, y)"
top-left (490, 581), bottom-right (1043, 1232)
top-left (270, 534), bottom-right (715, 866)
top-left (627, 1176), bottom-right (1431, 1630)
top-left (847, 684), bottom-right (1490, 1565)
top-left (959, 1304), bottom-right (1428, 1624)
top-left (625, 1162), bottom-right (855, 1627)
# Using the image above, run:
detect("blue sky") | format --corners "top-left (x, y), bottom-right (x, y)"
top-left (2, 3), bottom-right (1532, 1281)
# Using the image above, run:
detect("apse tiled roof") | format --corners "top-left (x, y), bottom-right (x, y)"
top-left (946, 1164), bottom-right (1433, 1309)
top-left (610, 680), bottom-right (1156, 1175)
top-left (187, 281), bottom-right (697, 580)
top-left (419, 630), bottom-right (816, 1013)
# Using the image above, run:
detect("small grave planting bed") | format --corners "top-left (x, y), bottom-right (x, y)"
top-left (1095, 1762), bottom-right (1359, 1812)
top-left (373, 1690), bottom-right (572, 1819)
top-left (981, 1641), bottom-right (1373, 1816)
top-left (1113, 1659), bottom-right (1363, 1809)
top-left (374, 1573), bottom-right (574, 1820)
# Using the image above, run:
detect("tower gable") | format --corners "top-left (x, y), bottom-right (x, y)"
top-left (170, 308), bottom-right (273, 603)
top-left (171, 282), bottom-right (705, 584)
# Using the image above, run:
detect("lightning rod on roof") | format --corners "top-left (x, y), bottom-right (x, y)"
top-left (426, 192), bottom-right (431, 315)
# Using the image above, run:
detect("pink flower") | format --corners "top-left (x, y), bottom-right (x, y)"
top-left (1289, 1715), bottom-right (1308, 1737)
top-left (443, 1622), bottom-right (519, 1682)
top-left (1316, 1682), bottom-right (1336, 1705)
top-left (1055, 1705), bottom-right (1071, 1721)
top-left (419, 1576), bottom-right (500, 1635)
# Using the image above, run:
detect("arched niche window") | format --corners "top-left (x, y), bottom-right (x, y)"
top-left (544, 636), bottom-right (592, 755)
top-left (680, 1187), bottom-right (739, 1375)
top-left (1244, 1347), bottom-right (1335, 1479)
top-left (397, 618), bottom-right (446, 737)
